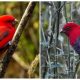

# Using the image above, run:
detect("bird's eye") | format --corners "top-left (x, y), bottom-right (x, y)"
top-left (65, 26), bottom-right (71, 31)
top-left (6, 19), bottom-right (14, 23)
top-left (7, 20), bottom-right (12, 23)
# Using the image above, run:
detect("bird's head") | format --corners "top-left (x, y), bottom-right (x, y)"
top-left (0, 15), bottom-right (18, 28)
top-left (61, 22), bottom-right (79, 36)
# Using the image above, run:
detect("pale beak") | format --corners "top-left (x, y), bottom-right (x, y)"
top-left (12, 19), bottom-right (18, 25)
top-left (15, 19), bottom-right (18, 23)
top-left (60, 28), bottom-right (64, 33)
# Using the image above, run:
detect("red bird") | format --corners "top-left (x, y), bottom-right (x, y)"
top-left (62, 22), bottom-right (80, 54)
top-left (0, 15), bottom-right (17, 58)
top-left (61, 22), bottom-right (80, 77)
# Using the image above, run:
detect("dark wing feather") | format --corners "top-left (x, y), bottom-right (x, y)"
top-left (0, 31), bottom-right (9, 41)
top-left (73, 37), bottom-right (80, 54)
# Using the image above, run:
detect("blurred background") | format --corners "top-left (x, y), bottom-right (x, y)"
top-left (0, 2), bottom-right (39, 78)
top-left (40, 1), bottom-right (80, 78)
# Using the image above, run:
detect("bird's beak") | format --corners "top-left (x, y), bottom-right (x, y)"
top-left (60, 29), bottom-right (64, 33)
top-left (14, 19), bottom-right (18, 23)
top-left (12, 19), bottom-right (18, 25)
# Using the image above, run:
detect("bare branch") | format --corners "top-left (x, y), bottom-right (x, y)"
top-left (28, 54), bottom-right (39, 78)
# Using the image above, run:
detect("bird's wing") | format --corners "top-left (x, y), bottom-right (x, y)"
top-left (73, 37), bottom-right (80, 54)
top-left (0, 30), bottom-right (9, 41)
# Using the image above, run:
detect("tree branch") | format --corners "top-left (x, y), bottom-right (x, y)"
top-left (28, 54), bottom-right (39, 78)
top-left (0, 2), bottom-right (36, 78)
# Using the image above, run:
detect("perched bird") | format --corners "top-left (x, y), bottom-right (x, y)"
top-left (61, 22), bottom-right (80, 77)
top-left (0, 15), bottom-right (18, 58)
top-left (61, 22), bottom-right (80, 54)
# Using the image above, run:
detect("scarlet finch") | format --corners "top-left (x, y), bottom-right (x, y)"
top-left (61, 22), bottom-right (80, 77)
top-left (0, 15), bottom-right (17, 57)
top-left (62, 22), bottom-right (80, 54)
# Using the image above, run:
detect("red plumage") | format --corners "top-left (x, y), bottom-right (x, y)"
top-left (0, 15), bottom-right (17, 58)
top-left (62, 22), bottom-right (80, 54)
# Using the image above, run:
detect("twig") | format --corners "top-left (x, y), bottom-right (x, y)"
top-left (52, 2), bottom-right (65, 19)
top-left (49, 2), bottom-right (65, 45)
top-left (28, 54), bottom-right (39, 78)
top-left (0, 2), bottom-right (36, 78)
top-left (54, 2), bottom-right (61, 78)
top-left (63, 2), bottom-right (71, 78)
top-left (12, 52), bottom-right (29, 70)
top-left (43, 2), bottom-right (53, 6)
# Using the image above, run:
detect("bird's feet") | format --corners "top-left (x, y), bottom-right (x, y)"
top-left (8, 41), bottom-right (12, 45)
